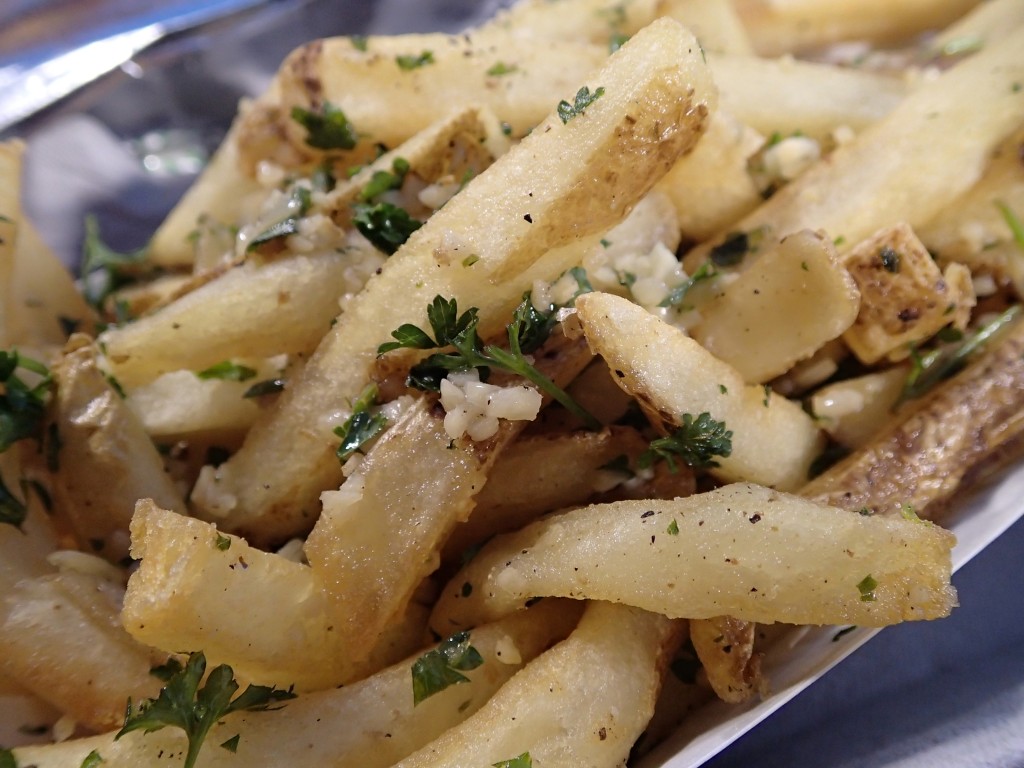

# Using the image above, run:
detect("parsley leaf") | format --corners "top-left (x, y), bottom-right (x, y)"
top-left (996, 199), bottom-right (1024, 250)
top-left (0, 473), bottom-right (27, 529)
top-left (333, 384), bottom-right (388, 464)
top-left (80, 750), bottom-right (103, 768)
top-left (557, 85), bottom-right (606, 124)
top-left (195, 361), bottom-right (257, 382)
top-left (243, 378), bottom-right (286, 398)
top-left (0, 748), bottom-right (14, 768)
top-left (290, 102), bottom-right (358, 150)
top-left (709, 231), bottom-right (753, 267)
top-left (350, 35), bottom-right (368, 52)
top-left (116, 651), bottom-right (294, 768)
top-left (638, 412), bottom-right (733, 472)
top-left (411, 631), bottom-right (484, 705)
top-left (396, 51), bottom-right (435, 70)
top-left (660, 262), bottom-right (717, 308)
top-left (486, 62), bottom-right (519, 76)
top-left (493, 754), bottom-right (533, 768)
top-left (352, 201), bottom-right (423, 255)
top-left (897, 304), bottom-right (1021, 406)
top-left (247, 186), bottom-right (312, 252)
top-left (857, 574), bottom-right (878, 602)
top-left (378, 295), bottom-right (600, 429)
top-left (360, 157), bottom-right (411, 202)
top-left (81, 215), bottom-right (150, 310)
top-left (0, 350), bottom-right (52, 455)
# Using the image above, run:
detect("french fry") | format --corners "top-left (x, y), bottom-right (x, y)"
top-left (734, 0), bottom-right (981, 55)
top-left (684, 27), bottom-right (1024, 272)
top-left (399, 602), bottom-right (681, 768)
top-left (0, 566), bottom-right (165, 732)
top-left (49, 337), bottom-right (187, 562)
top-left (575, 291), bottom-right (825, 490)
top-left (191, 18), bottom-right (716, 541)
top-left (690, 615), bottom-right (763, 703)
top-left (691, 229), bottom-right (861, 383)
top-left (841, 223), bottom-right (974, 365)
top-left (802, 312), bottom-right (1024, 519)
top-left (15, 601), bottom-right (581, 768)
top-left (429, 483), bottom-right (957, 633)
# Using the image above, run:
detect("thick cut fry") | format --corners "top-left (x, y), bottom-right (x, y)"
top-left (575, 291), bottom-right (824, 490)
top-left (684, 28), bottom-right (1024, 272)
top-left (802, 314), bottom-right (1024, 519)
top-left (399, 602), bottom-right (680, 768)
top-left (0, 141), bottom-right (22, 346)
top-left (691, 229), bottom-right (861, 383)
top-left (15, 602), bottom-right (581, 768)
top-left (690, 615), bottom-right (763, 703)
top-left (49, 337), bottom-right (187, 561)
top-left (124, 499), bottom-right (345, 690)
top-left (734, 0), bottom-right (981, 55)
top-left (430, 483), bottom-right (957, 632)
top-left (841, 224), bottom-right (974, 365)
top-left (0, 567), bottom-right (165, 732)
top-left (658, 0), bottom-right (755, 55)
top-left (712, 54), bottom-right (908, 141)
top-left (99, 250), bottom-right (369, 388)
top-left (191, 19), bottom-right (716, 540)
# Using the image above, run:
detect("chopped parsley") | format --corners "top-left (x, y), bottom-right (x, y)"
top-left (290, 102), bottom-right (358, 151)
top-left (396, 51), bottom-right (435, 70)
top-left (247, 186), bottom-right (312, 251)
top-left (0, 748), bottom-right (13, 768)
top-left (80, 751), bottom-right (103, 768)
top-left (378, 295), bottom-right (600, 429)
top-left (0, 473), bottom-right (26, 529)
top-left (486, 62), bottom-right (519, 76)
top-left (214, 533), bottom-right (232, 551)
top-left (667, 519), bottom-right (680, 535)
top-left (897, 304), bottom-right (1021, 406)
top-left (938, 36), bottom-right (983, 58)
top-left (116, 651), bottom-right (295, 768)
top-left (996, 199), bottom-right (1024, 250)
top-left (557, 85), bottom-right (606, 124)
top-left (637, 412), bottom-right (733, 472)
top-left (709, 230), bottom-right (759, 268)
top-left (352, 201), bottom-right (423, 255)
top-left (411, 631), bottom-right (484, 704)
top-left (195, 361), bottom-right (257, 382)
top-left (661, 262), bottom-right (717, 309)
top-left (0, 350), bottom-right (52, 455)
top-left (149, 658), bottom-right (184, 682)
top-left (350, 35), bottom-right (368, 52)
top-left (81, 215), bottom-right (150, 310)
top-left (856, 575), bottom-right (878, 602)
top-left (333, 384), bottom-right (387, 464)
top-left (609, 32), bottom-right (630, 53)
top-left (493, 754), bottom-right (532, 768)
top-left (220, 734), bottom-right (240, 753)
top-left (359, 157), bottom-right (411, 202)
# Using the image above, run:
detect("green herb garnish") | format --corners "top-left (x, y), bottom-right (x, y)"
top-left (116, 651), bottom-right (295, 768)
top-left (359, 157), bottom-right (411, 202)
top-left (378, 296), bottom-right (600, 429)
top-left (0, 474), bottom-right (27, 529)
top-left (897, 304), bottom-right (1021, 406)
top-left (243, 378), bottom-right (286, 398)
top-left (196, 361), bottom-right (257, 382)
top-left (637, 412), bottom-right (733, 472)
top-left (557, 85), bottom-right (605, 124)
top-left (247, 186), bottom-right (312, 251)
top-left (411, 631), bottom-right (484, 705)
top-left (660, 262), bottom-right (717, 309)
top-left (856, 575), bottom-right (878, 602)
top-left (493, 754), bottom-right (532, 768)
top-left (352, 201), bottom-right (423, 255)
top-left (486, 62), bottom-right (519, 76)
top-left (80, 750), bottom-right (103, 768)
top-left (290, 102), bottom-right (357, 150)
top-left (81, 215), bottom-right (150, 310)
top-left (396, 51), bottom-right (435, 70)
top-left (333, 384), bottom-right (387, 464)
top-left (0, 350), bottom-right (52, 455)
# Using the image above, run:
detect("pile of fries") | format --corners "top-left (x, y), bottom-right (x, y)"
top-left (2, 0), bottom-right (1024, 765)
